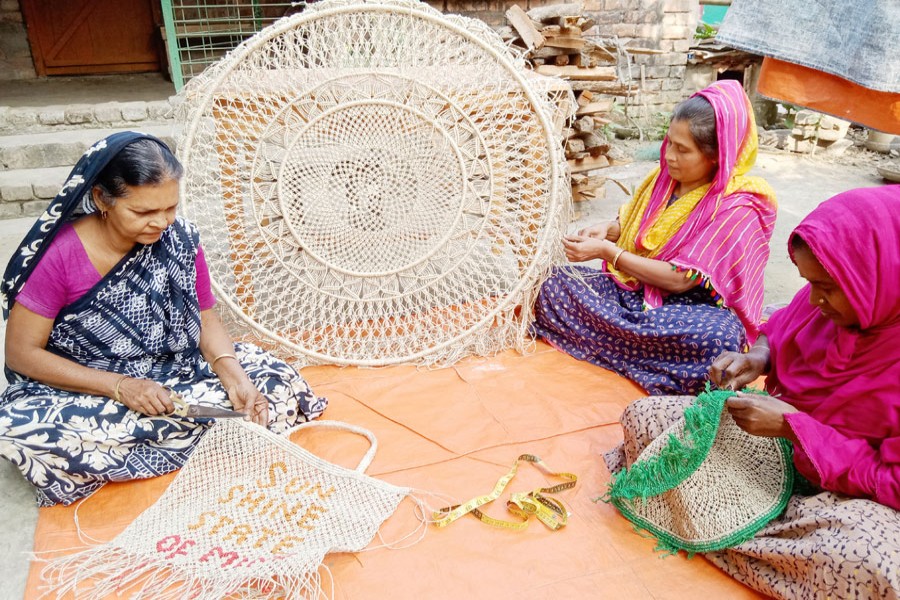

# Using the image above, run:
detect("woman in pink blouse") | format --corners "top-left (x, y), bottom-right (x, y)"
top-left (0, 132), bottom-right (327, 507)
top-left (707, 185), bottom-right (900, 597)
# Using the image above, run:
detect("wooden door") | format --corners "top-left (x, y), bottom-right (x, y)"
top-left (21, 0), bottom-right (161, 76)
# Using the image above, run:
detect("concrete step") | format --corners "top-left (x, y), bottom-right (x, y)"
top-left (0, 124), bottom-right (178, 171)
top-left (0, 99), bottom-right (177, 135)
top-left (0, 166), bottom-right (71, 218)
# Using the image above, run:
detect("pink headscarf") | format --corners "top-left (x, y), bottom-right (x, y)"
top-left (613, 80), bottom-right (777, 342)
top-left (764, 185), bottom-right (900, 449)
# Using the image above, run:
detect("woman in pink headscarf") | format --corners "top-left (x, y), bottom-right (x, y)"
top-left (608, 186), bottom-right (900, 597)
top-left (703, 184), bottom-right (900, 597)
top-left (533, 80), bottom-right (777, 395)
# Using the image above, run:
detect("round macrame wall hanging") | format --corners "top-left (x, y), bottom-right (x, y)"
top-left (176, 0), bottom-right (572, 366)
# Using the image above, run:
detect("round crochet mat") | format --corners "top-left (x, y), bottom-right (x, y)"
top-left (176, 0), bottom-right (571, 366)
top-left (608, 391), bottom-right (794, 554)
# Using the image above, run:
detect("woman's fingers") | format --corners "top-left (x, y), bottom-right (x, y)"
top-left (140, 387), bottom-right (171, 416)
top-left (725, 394), bottom-right (757, 432)
top-left (577, 225), bottom-right (594, 237)
top-left (563, 237), bottom-right (585, 262)
top-left (711, 352), bottom-right (764, 391)
top-left (563, 236), bottom-right (608, 263)
top-left (709, 353), bottom-right (738, 386)
top-left (726, 393), bottom-right (755, 411)
top-left (159, 387), bottom-right (176, 413)
top-left (119, 379), bottom-right (173, 416)
top-left (584, 226), bottom-right (608, 239)
top-left (252, 394), bottom-right (269, 426)
top-left (732, 364), bottom-right (763, 390)
top-left (226, 387), bottom-right (246, 412)
top-left (227, 384), bottom-right (269, 425)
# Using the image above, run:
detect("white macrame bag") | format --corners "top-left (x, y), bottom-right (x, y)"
top-left (40, 420), bottom-right (416, 599)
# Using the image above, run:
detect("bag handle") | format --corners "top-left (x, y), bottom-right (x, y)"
top-left (287, 420), bottom-right (378, 473)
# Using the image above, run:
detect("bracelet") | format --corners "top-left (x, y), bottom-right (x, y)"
top-left (113, 375), bottom-right (129, 403)
top-left (211, 353), bottom-right (238, 370)
top-left (611, 248), bottom-right (626, 270)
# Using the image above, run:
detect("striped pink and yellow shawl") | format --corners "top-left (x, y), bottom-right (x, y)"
top-left (607, 80), bottom-right (777, 342)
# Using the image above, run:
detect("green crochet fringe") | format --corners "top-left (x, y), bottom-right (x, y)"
top-left (609, 385), bottom-right (758, 500)
top-left (604, 384), bottom-right (794, 556)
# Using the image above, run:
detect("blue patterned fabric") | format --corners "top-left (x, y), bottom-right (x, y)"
top-left (0, 218), bottom-right (327, 506)
top-left (44, 217), bottom-right (204, 383)
top-left (0, 132), bottom-right (327, 506)
top-left (532, 266), bottom-right (745, 395)
top-left (0, 342), bottom-right (325, 506)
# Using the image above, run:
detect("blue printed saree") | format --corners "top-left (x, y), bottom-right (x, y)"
top-left (0, 132), bottom-right (326, 506)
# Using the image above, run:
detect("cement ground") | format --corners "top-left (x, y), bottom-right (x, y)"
top-left (0, 147), bottom-right (889, 599)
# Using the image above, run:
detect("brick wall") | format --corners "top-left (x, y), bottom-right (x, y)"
top-left (0, 0), bottom-right (35, 80)
top-left (596, 0), bottom-right (700, 117)
top-left (441, 0), bottom-right (700, 119)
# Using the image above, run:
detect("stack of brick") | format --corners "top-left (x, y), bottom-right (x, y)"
top-left (782, 110), bottom-right (851, 155)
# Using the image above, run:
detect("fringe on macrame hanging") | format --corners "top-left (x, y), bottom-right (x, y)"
top-left (34, 419), bottom-right (439, 600)
top-left (37, 546), bottom-right (326, 600)
top-left (35, 490), bottom-right (441, 600)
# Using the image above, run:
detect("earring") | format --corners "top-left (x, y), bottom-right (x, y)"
top-left (100, 210), bottom-right (108, 220)
top-left (818, 298), bottom-right (825, 305)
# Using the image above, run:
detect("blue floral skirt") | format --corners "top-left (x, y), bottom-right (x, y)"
top-left (532, 266), bottom-right (745, 395)
top-left (0, 343), bottom-right (327, 507)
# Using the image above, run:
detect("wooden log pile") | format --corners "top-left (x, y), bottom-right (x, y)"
top-left (505, 2), bottom-right (621, 207)
top-left (505, 2), bottom-right (663, 211)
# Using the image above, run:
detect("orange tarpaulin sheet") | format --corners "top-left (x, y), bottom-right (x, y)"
top-left (758, 58), bottom-right (900, 135)
top-left (25, 342), bottom-right (764, 599)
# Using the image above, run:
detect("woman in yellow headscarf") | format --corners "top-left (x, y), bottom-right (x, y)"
top-left (533, 80), bottom-right (777, 395)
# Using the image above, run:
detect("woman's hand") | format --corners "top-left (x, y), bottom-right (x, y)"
top-left (198, 309), bottom-right (268, 426)
top-left (563, 235), bottom-right (617, 263)
top-left (578, 220), bottom-right (620, 242)
top-left (709, 348), bottom-right (768, 391)
top-left (226, 379), bottom-right (269, 427)
top-left (726, 393), bottom-right (798, 441)
top-left (115, 377), bottom-right (175, 416)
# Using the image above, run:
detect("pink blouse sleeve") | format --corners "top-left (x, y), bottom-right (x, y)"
top-left (195, 245), bottom-right (216, 311)
top-left (16, 244), bottom-right (74, 319)
top-left (786, 411), bottom-right (900, 510)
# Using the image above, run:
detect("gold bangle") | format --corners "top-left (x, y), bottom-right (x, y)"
top-left (211, 353), bottom-right (238, 370)
top-left (113, 375), bottom-right (129, 403)
top-left (611, 248), bottom-right (626, 270)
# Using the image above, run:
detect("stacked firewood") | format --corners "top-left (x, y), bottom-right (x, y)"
top-left (505, 2), bottom-right (618, 205)
top-left (505, 2), bottom-right (661, 208)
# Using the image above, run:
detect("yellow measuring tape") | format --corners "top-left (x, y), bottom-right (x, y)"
top-left (433, 454), bottom-right (577, 531)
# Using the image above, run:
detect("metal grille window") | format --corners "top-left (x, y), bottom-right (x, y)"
top-left (161, 0), bottom-right (299, 89)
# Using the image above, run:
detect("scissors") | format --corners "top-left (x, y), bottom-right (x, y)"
top-left (165, 387), bottom-right (247, 419)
